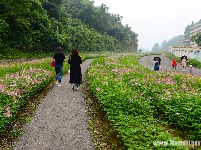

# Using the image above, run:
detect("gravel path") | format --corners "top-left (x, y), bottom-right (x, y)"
top-left (138, 54), bottom-right (201, 76)
top-left (13, 59), bottom-right (95, 150)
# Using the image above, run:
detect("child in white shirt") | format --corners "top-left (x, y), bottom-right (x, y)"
top-left (190, 63), bottom-right (193, 73)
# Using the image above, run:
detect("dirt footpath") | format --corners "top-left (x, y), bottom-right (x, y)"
top-left (138, 54), bottom-right (201, 76)
top-left (13, 59), bottom-right (95, 150)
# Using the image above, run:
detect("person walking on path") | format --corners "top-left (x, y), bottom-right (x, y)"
top-left (181, 57), bottom-right (187, 71)
top-left (180, 55), bottom-right (188, 61)
top-left (172, 59), bottom-right (177, 71)
top-left (53, 47), bottom-right (66, 87)
top-left (68, 48), bottom-right (82, 90)
top-left (154, 57), bottom-right (159, 71)
top-left (154, 56), bottom-right (161, 68)
top-left (139, 54), bottom-right (201, 76)
top-left (180, 55), bottom-right (188, 71)
top-left (190, 63), bottom-right (193, 73)
top-left (12, 59), bottom-right (95, 150)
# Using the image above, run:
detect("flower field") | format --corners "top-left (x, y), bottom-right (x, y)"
top-left (1, 53), bottom-right (201, 149)
top-left (0, 58), bottom-right (69, 134)
top-left (0, 52), bottom-right (107, 139)
top-left (87, 54), bottom-right (201, 149)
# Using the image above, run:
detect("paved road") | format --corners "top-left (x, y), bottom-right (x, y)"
top-left (13, 59), bottom-right (95, 150)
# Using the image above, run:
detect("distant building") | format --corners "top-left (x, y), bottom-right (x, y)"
top-left (190, 23), bottom-right (201, 47)
top-left (183, 39), bottom-right (190, 46)
top-left (169, 46), bottom-right (198, 59)
top-left (169, 22), bottom-right (201, 62)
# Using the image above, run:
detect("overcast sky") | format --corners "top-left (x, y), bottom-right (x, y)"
top-left (93, 0), bottom-right (201, 50)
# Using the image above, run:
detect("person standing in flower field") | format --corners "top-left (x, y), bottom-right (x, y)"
top-left (172, 59), bottom-right (177, 71)
top-left (53, 47), bottom-right (65, 87)
top-left (68, 48), bottom-right (82, 90)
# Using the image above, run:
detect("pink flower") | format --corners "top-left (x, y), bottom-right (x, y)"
top-left (4, 105), bottom-right (11, 118)
top-left (0, 84), bottom-right (6, 92)
top-left (96, 87), bottom-right (101, 91)
top-left (164, 90), bottom-right (170, 94)
top-left (8, 91), bottom-right (16, 97)
top-left (111, 68), bottom-right (131, 74)
top-left (162, 76), bottom-right (177, 84)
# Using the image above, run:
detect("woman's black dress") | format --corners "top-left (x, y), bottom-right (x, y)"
top-left (68, 55), bottom-right (82, 85)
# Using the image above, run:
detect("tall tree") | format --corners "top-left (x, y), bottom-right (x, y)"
top-left (0, 0), bottom-right (138, 56)
top-left (152, 43), bottom-right (160, 52)
top-left (191, 33), bottom-right (201, 46)
top-left (42, 0), bottom-right (63, 20)
top-left (191, 21), bottom-right (195, 27)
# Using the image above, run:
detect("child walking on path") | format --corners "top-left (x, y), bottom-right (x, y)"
top-left (180, 55), bottom-right (188, 72)
top-left (172, 59), bottom-right (177, 71)
top-left (182, 57), bottom-right (187, 71)
top-left (190, 63), bottom-right (193, 73)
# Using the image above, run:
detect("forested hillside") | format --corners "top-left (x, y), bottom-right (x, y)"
top-left (0, 0), bottom-right (138, 58)
top-left (152, 35), bottom-right (184, 52)
top-left (151, 19), bottom-right (201, 52)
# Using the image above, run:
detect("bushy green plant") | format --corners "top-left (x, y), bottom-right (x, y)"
top-left (87, 55), bottom-right (192, 149)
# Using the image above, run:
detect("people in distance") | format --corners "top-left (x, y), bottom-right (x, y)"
top-left (154, 57), bottom-right (159, 71)
top-left (154, 56), bottom-right (161, 69)
top-left (180, 55), bottom-right (188, 71)
top-left (172, 59), bottom-right (177, 71)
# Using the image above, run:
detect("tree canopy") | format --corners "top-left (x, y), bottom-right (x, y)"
top-left (190, 19), bottom-right (201, 47)
top-left (152, 35), bottom-right (184, 52)
top-left (0, 0), bottom-right (138, 57)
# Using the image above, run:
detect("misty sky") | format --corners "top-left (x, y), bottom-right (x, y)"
top-left (93, 0), bottom-right (201, 50)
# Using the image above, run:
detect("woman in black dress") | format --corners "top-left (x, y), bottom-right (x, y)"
top-left (68, 48), bottom-right (82, 90)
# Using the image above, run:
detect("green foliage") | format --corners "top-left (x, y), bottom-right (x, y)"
top-left (152, 43), bottom-right (160, 52)
top-left (87, 54), bottom-right (194, 149)
top-left (0, 57), bottom-right (68, 133)
top-left (152, 35), bottom-right (184, 52)
top-left (184, 25), bottom-right (190, 40)
top-left (63, 0), bottom-right (138, 51)
top-left (191, 32), bottom-right (201, 47)
top-left (0, 0), bottom-right (138, 59)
